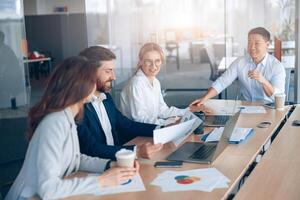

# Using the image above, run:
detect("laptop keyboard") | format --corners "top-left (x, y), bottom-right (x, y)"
top-left (189, 145), bottom-right (216, 160)
top-left (213, 115), bottom-right (230, 125)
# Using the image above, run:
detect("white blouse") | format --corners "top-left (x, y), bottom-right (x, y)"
top-left (120, 69), bottom-right (188, 126)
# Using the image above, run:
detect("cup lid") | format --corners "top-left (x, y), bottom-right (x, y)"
top-left (275, 93), bottom-right (286, 97)
top-left (115, 149), bottom-right (135, 159)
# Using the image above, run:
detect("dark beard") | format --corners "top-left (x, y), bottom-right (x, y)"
top-left (97, 81), bottom-right (112, 93)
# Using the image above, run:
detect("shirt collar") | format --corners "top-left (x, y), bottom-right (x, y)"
top-left (92, 93), bottom-right (107, 102)
top-left (136, 69), bottom-right (157, 87)
top-left (136, 68), bottom-right (145, 77)
top-left (248, 52), bottom-right (268, 67)
top-left (64, 107), bottom-right (76, 127)
top-left (260, 53), bottom-right (268, 67)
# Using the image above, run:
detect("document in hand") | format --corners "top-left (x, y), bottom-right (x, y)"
top-left (153, 113), bottom-right (202, 146)
top-left (202, 127), bottom-right (254, 144)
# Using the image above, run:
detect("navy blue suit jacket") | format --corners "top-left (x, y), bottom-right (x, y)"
top-left (77, 93), bottom-right (156, 160)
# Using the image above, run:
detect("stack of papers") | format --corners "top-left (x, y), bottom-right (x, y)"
top-left (202, 127), bottom-right (254, 144)
top-left (94, 174), bottom-right (145, 196)
top-left (154, 112), bottom-right (202, 146)
top-left (217, 106), bottom-right (266, 115)
top-left (237, 106), bottom-right (266, 114)
top-left (151, 168), bottom-right (230, 192)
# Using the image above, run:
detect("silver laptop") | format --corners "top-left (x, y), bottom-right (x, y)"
top-left (204, 115), bottom-right (230, 127)
top-left (204, 87), bottom-right (241, 127)
top-left (166, 110), bottom-right (241, 164)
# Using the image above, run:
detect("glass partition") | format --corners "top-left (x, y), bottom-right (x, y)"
top-left (84, 0), bottom-right (296, 107)
top-left (0, 0), bottom-right (29, 117)
top-left (226, 0), bottom-right (295, 101)
top-left (0, 0), bottom-right (29, 196)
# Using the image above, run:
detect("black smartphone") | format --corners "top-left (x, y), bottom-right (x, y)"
top-left (292, 120), bottom-right (300, 126)
top-left (154, 161), bottom-right (183, 168)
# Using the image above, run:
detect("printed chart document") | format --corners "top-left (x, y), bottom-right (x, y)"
top-left (94, 174), bottom-right (145, 196)
top-left (202, 127), bottom-right (254, 143)
top-left (151, 168), bottom-right (230, 192)
top-left (154, 113), bottom-right (202, 146)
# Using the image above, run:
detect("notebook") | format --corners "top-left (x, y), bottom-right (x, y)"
top-left (201, 127), bottom-right (254, 144)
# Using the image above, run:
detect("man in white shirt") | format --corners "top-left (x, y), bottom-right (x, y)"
top-left (190, 27), bottom-right (286, 108)
top-left (77, 46), bottom-right (163, 160)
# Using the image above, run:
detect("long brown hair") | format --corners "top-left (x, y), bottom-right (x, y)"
top-left (27, 56), bottom-right (97, 140)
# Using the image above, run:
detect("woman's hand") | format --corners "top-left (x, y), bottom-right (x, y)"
top-left (97, 161), bottom-right (139, 187)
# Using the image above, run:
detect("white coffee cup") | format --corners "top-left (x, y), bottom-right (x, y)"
top-left (275, 93), bottom-right (286, 110)
top-left (115, 149), bottom-right (135, 167)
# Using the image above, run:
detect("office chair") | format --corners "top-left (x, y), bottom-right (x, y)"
top-left (203, 46), bottom-right (220, 81)
top-left (201, 46), bottom-right (223, 99)
top-left (165, 40), bottom-right (180, 70)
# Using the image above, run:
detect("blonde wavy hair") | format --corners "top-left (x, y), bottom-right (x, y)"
top-left (137, 42), bottom-right (165, 71)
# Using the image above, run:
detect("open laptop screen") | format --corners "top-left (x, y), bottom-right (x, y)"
top-left (210, 110), bottom-right (241, 162)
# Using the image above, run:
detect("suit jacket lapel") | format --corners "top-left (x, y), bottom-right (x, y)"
top-left (86, 103), bottom-right (108, 141)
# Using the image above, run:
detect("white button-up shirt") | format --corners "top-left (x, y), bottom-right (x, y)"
top-left (120, 69), bottom-right (188, 126)
top-left (91, 93), bottom-right (114, 145)
top-left (212, 53), bottom-right (286, 103)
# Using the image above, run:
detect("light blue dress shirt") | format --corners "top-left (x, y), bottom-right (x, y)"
top-left (212, 53), bottom-right (286, 103)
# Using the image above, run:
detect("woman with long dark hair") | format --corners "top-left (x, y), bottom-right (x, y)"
top-left (5, 56), bottom-right (138, 200)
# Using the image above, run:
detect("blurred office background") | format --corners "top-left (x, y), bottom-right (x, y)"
top-left (0, 0), bottom-right (297, 198)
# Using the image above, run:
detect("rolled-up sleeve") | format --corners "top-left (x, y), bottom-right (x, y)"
top-left (270, 62), bottom-right (286, 96)
top-left (212, 60), bottom-right (239, 94)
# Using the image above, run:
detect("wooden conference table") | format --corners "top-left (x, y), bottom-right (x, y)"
top-left (235, 105), bottom-right (300, 200)
top-left (66, 100), bottom-right (291, 200)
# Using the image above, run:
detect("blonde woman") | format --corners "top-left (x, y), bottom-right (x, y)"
top-left (120, 42), bottom-right (189, 126)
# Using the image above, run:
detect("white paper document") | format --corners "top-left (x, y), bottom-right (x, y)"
top-left (94, 174), bottom-right (145, 196)
top-left (236, 106), bottom-right (266, 114)
top-left (154, 113), bottom-right (202, 146)
top-left (215, 106), bottom-right (266, 115)
top-left (203, 127), bottom-right (253, 143)
top-left (151, 168), bottom-right (230, 192)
